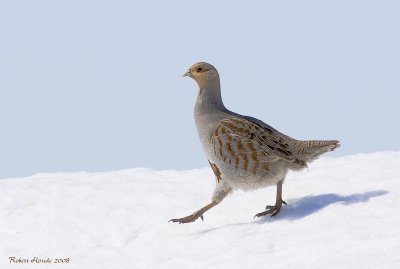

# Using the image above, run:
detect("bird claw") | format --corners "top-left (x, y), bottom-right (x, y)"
top-left (169, 213), bottom-right (204, 224)
top-left (254, 207), bottom-right (279, 218)
top-left (254, 200), bottom-right (287, 218)
top-left (266, 200), bottom-right (286, 209)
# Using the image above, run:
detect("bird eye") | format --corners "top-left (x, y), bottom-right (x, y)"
top-left (196, 67), bottom-right (203, 72)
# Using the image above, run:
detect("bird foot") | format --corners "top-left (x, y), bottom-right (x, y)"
top-left (254, 200), bottom-right (287, 218)
top-left (169, 212), bottom-right (204, 224)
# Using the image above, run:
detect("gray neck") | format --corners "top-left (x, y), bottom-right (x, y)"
top-left (194, 77), bottom-right (226, 115)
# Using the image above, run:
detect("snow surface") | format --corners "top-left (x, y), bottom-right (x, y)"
top-left (1, 152), bottom-right (399, 269)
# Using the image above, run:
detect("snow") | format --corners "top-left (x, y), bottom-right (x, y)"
top-left (1, 152), bottom-right (399, 269)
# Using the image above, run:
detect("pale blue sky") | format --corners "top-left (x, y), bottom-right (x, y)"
top-left (0, 0), bottom-right (399, 179)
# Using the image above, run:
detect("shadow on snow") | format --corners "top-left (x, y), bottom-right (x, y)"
top-left (257, 190), bottom-right (388, 223)
top-left (194, 190), bottom-right (388, 234)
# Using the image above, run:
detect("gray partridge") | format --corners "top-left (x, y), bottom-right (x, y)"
top-left (170, 62), bottom-right (340, 224)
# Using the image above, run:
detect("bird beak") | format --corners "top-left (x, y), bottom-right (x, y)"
top-left (183, 70), bottom-right (191, 77)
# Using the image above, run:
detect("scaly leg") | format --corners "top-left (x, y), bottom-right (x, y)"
top-left (254, 180), bottom-right (287, 218)
top-left (170, 184), bottom-right (232, 224)
top-left (169, 201), bottom-right (218, 224)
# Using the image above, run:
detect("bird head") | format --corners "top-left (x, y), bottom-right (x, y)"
top-left (183, 62), bottom-right (219, 87)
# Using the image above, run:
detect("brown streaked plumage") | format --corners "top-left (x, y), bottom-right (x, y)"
top-left (208, 161), bottom-right (222, 183)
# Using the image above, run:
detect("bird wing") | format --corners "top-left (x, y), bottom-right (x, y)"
top-left (210, 118), bottom-right (306, 176)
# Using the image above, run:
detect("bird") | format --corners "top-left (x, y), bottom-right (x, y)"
top-left (169, 62), bottom-right (340, 224)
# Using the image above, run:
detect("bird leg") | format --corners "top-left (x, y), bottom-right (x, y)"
top-left (254, 180), bottom-right (287, 218)
top-left (169, 201), bottom-right (218, 224)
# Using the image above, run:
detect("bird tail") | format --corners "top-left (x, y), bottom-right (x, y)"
top-left (296, 140), bottom-right (340, 162)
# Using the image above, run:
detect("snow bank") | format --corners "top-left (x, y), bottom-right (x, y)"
top-left (1, 152), bottom-right (399, 269)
